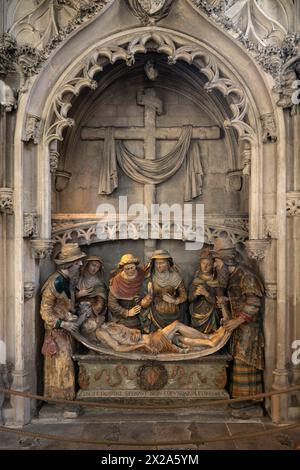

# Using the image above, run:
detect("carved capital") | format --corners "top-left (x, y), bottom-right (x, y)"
top-left (49, 151), bottom-right (60, 174)
top-left (0, 188), bottom-right (13, 214)
top-left (226, 170), bottom-right (243, 192)
top-left (260, 113), bottom-right (277, 143)
top-left (245, 239), bottom-right (270, 261)
top-left (24, 282), bottom-right (35, 300)
top-left (287, 192), bottom-right (300, 217)
top-left (31, 239), bottom-right (54, 260)
top-left (125, 0), bottom-right (174, 25)
top-left (22, 114), bottom-right (41, 144)
top-left (23, 212), bottom-right (39, 238)
top-left (265, 283), bottom-right (277, 300)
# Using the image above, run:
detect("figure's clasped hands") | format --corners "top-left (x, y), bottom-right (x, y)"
top-left (195, 286), bottom-right (209, 297)
top-left (128, 305), bottom-right (142, 317)
top-left (76, 287), bottom-right (94, 298)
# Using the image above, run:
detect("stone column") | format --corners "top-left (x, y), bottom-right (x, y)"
top-left (11, 96), bottom-right (31, 426)
top-left (271, 119), bottom-right (289, 424)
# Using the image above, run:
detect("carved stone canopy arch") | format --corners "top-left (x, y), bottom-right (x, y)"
top-left (43, 30), bottom-right (256, 149)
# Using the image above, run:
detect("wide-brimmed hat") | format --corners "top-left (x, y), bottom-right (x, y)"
top-left (211, 237), bottom-right (237, 262)
top-left (118, 253), bottom-right (140, 268)
top-left (151, 249), bottom-right (173, 260)
top-left (85, 256), bottom-right (103, 265)
top-left (55, 243), bottom-right (86, 265)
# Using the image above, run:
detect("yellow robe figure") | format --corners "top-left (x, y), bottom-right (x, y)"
top-left (40, 271), bottom-right (76, 400)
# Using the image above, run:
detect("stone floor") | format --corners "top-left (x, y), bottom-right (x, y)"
top-left (0, 406), bottom-right (300, 450)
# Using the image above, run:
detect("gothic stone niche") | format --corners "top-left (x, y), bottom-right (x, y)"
top-left (54, 56), bottom-right (247, 274)
top-left (48, 57), bottom-right (249, 403)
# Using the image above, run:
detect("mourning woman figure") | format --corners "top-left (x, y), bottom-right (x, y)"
top-left (189, 247), bottom-right (223, 334)
top-left (76, 256), bottom-right (107, 338)
top-left (144, 250), bottom-right (188, 331)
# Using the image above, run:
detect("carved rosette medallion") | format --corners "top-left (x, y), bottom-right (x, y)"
top-left (31, 239), bottom-right (55, 260)
top-left (245, 239), bottom-right (270, 261)
top-left (137, 361), bottom-right (168, 391)
top-left (0, 188), bottom-right (13, 214)
top-left (126, 0), bottom-right (174, 25)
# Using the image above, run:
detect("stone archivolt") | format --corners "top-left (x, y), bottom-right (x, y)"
top-left (44, 31), bottom-right (254, 146)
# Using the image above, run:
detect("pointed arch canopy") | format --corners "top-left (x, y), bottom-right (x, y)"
top-left (42, 28), bottom-right (256, 147)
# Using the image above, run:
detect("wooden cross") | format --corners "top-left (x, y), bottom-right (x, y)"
top-left (81, 88), bottom-right (222, 259)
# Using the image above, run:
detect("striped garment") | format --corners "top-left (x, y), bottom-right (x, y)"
top-left (230, 359), bottom-right (263, 398)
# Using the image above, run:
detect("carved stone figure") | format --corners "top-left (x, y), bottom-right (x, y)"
top-left (260, 113), bottom-right (277, 143)
top-left (40, 243), bottom-right (86, 400)
top-left (189, 247), bottom-right (223, 334)
top-left (0, 80), bottom-right (16, 112)
top-left (95, 320), bottom-right (227, 354)
top-left (212, 237), bottom-right (265, 407)
top-left (76, 256), bottom-right (107, 339)
top-left (108, 254), bottom-right (151, 329)
top-left (143, 250), bottom-right (188, 331)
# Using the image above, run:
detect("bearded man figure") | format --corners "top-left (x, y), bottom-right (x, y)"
top-left (108, 254), bottom-right (151, 329)
top-left (212, 237), bottom-right (265, 408)
top-left (40, 243), bottom-right (86, 400)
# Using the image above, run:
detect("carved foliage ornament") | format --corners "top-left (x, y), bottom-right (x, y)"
top-left (0, 188), bottom-right (13, 215)
top-left (287, 192), bottom-right (300, 217)
top-left (31, 239), bottom-right (55, 260)
top-left (24, 212), bottom-right (39, 238)
top-left (1, 1), bottom-right (110, 79)
top-left (245, 239), bottom-right (270, 261)
top-left (125, 0), bottom-right (174, 25)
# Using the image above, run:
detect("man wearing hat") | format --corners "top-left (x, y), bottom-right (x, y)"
top-left (40, 243), bottom-right (86, 401)
top-left (144, 249), bottom-right (188, 331)
top-left (108, 254), bottom-right (151, 329)
top-left (189, 247), bottom-right (223, 334)
top-left (212, 237), bottom-right (265, 408)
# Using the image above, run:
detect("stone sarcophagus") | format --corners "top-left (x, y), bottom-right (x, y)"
top-left (74, 353), bottom-right (231, 401)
